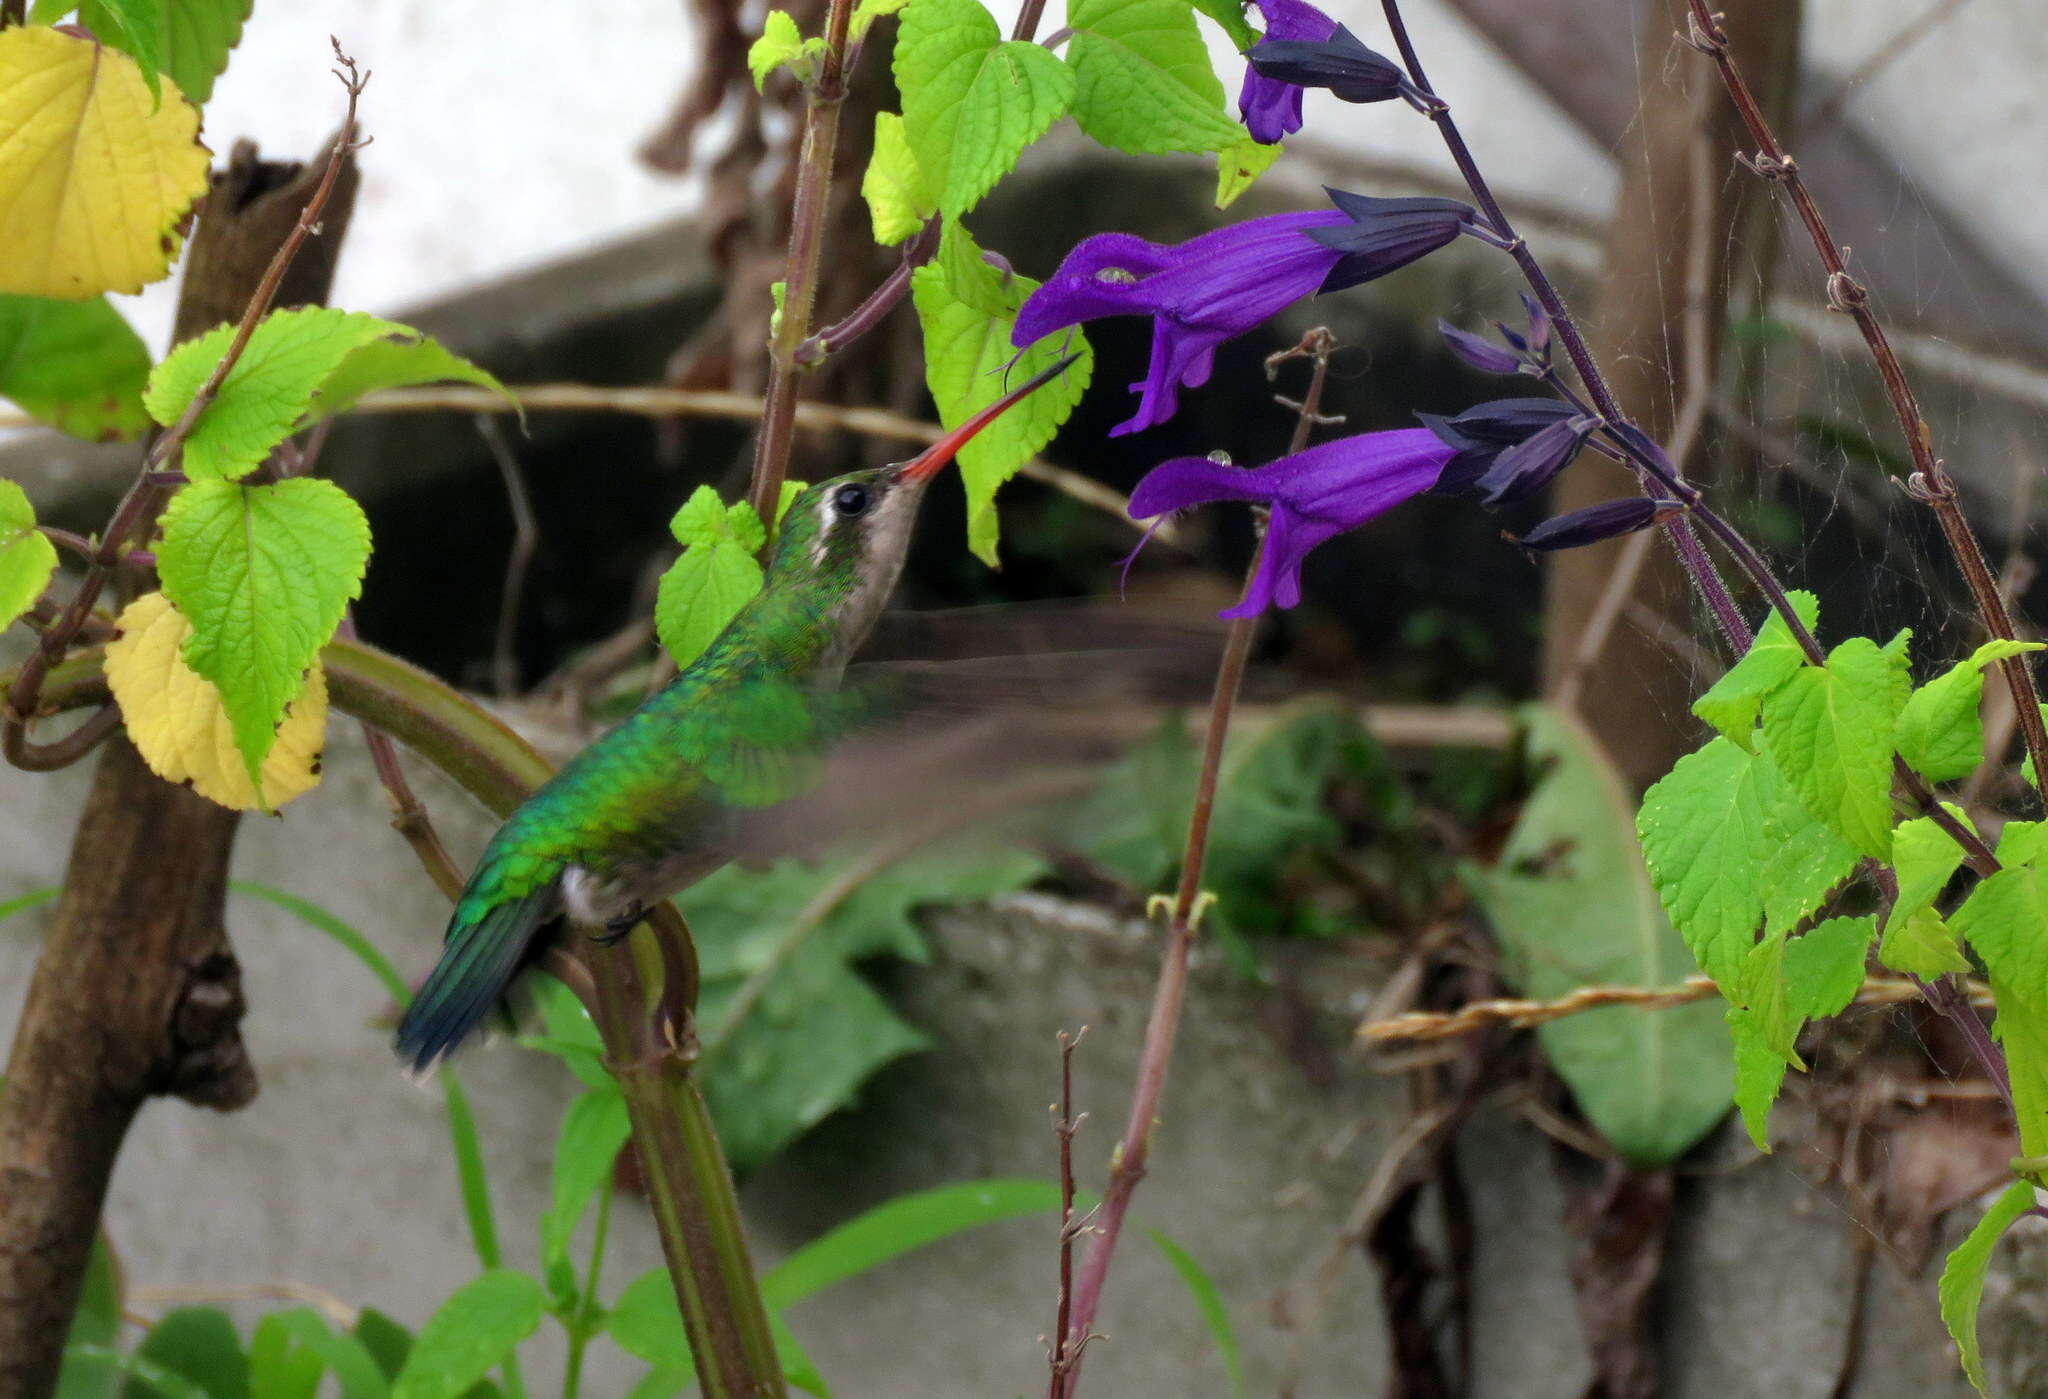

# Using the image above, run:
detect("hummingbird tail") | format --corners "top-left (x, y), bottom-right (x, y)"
top-left (395, 886), bottom-right (558, 1073)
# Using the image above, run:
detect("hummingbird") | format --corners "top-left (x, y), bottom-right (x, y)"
top-left (394, 358), bottom-right (1081, 1071)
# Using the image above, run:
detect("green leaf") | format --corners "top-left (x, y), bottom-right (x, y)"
top-left (896, 0), bottom-right (1074, 216)
top-left (125, 1309), bottom-right (246, 1399)
top-left (79, 0), bottom-right (165, 101)
top-left (1144, 1229), bottom-right (1245, 1399)
top-left (62, 1352), bottom-right (207, 1399)
top-left (1065, 0), bottom-right (1242, 154)
top-left (157, 476), bottom-right (370, 787)
top-left (762, 1179), bottom-right (1062, 1305)
top-left (1727, 1006), bottom-right (1790, 1151)
top-left (655, 486), bottom-right (767, 668)
top-left (1896, 639), bottom-right (2045, 782)
top-left (692, 845), bottom-right (1042, 1169)
top-left (861, 113), bottom-right (935, 246)
top-left (1214, 132), bottom-right (1278, 209)
top-left (1189, 0), bottom-right (1258, 50)
top-left (539, 1089), bottom-right (629, 1283)
top-left (1758, 762), bottom-right (1859, 937)
top-left (1690, 590), bottom-right (1818, 750)
top-left (911, 222), bottom-right (1090, 565)
top-left (1782, 915), bottom-right (1875, 1019)
top-left (748, 10), bottom-right (805, 90)
top-left (145, 308), bottom-right (512, 482)
top-left (0, 294), bottom-right (151, 439)
top-left (353, 1311), bottom-right (412, 1383)
top-left (390, 1272), bottom-right (542, 1399)
top-left (1638, 736), bottom-right (1775, 986)
top-left (1761, 633), bottom-right (1911, 858)
top-left (1473, 704), bottom-right (1733, 1166)
top-left (1879, 812), bottom-right (1973, 976)
top-left (604, 1271), bottom-right (691, 1370)
top-left (518, 975), bottom-right (610, 1090)
top-left (248, 1310), bottom-right (387, 1399)
top-left (0, 477), bottom-right (58, 633)
top-left (1952, 852), bottom-right (2048, 1156)
top-left (1940, 1180), bottom-right (2037, 1396)
top-left (84, 0), bottom-right (248, 105)
top-left (58, 1235), bottom-right (122, 1399)
top-left (850, 0), bottom-right (911, 40)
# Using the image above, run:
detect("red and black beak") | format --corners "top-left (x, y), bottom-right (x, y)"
top-left (894, 354), bottom-right (1083, 484)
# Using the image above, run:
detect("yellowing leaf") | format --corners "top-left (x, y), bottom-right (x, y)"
top-left (0, 26), bottom-right (209, 298)
top-left (105, 591), bottom-right (328, 810)
top-left (749, 10), bottom-right (805, 90)
top-left (861, 113), bottom-right (934, 246)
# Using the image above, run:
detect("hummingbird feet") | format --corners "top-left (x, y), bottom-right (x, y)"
top-left (591, 907), bottom-right (645, 946)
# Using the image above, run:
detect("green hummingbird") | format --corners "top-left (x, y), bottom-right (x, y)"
top-left (395, 358), bottom-right (1080, 1071)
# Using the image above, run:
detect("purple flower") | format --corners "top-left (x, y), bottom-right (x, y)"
top-left (1513, 497), bottom-right (1681, 552)
top-left (1018, 193), bottom-right (1476, 435)
top-left (1419, 396), bottom-right (1594, 505)
top-left (1243, 24), bottom-right (1410, 141)
top-left (1015, 212), bottom-right (1347, 436)
top-left (1236, 0), bottom-right (1340, 144)
top-left (1126, 428), bottom-right (1458, 617)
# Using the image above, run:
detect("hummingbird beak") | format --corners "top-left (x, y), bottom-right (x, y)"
top-left (894, 353), bottom-right (1084, 484)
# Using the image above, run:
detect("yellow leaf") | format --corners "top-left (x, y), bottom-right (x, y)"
top-left (105, 591), bottom-right (327, 811)
top-left (0, 27), bottom-right (211, 299)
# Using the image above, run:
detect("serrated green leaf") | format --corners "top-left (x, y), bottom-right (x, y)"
top-left (1897, 639), bottom-right (2046, 782)
top-left (145, 308), bottom-right (513, 482)
top-left (1690, 590), bottom-right (1819, 750)
top-left (1881, 907), bottom-right (1968, 979)
top-left (1727, 1005), bottom-right (1790, 1150)
top-left (691, 845), bottom-right (1041, 1168)
top-left (1952, 856), bottom-right (2048, 1155)
top-left (896, 0), bottom-right (1073, 216)
top-left (1941, 1180), bottom-right (2037, 1396)
top-left (79, 0), bottom-right (165, 102)
top-left (390, 1272), bottom-right (542, 1399)
top-left (1879, 811), bottom-right (1974, 977)
top-left (82, 0), bottom-right (248, 105)
top-left (1066, 0), bottom-right (1243, 154)
top-left (0, 294), bottom-right (151, 439)
top-left (655, 486), bottom-right (766, 668)
top-left (539, 1089), bottom-right (629, 1282)
top-left (1783, 915), bottom-right (1874, 1018)
top-left (1189, 0), bottom-right (1259, 50)
top-left (0, 477), bottom-right (58, 633)
top-left (861, 113), bottom-right (935, 246)
top-left (1758, 756), bottom-right (1858, 936)
top-left (126, 1308), bottom-right (247, 1399)
top-left (911, 223), bottom-right (1090, 564)
top-left (156, 476), bottom-right (369, 788)
top-left (851, 0), bottom-right (911, 39)
top-left (749, 10), bottom-right (805, 90)
top-left (1473, 705), bottom-right (1732, 1166)
top-left (1214, 132), bottom-right (1278, 209)
top-left (1638, 736), bottom-right (1773, 986)
top-left (1761, 634), bottom-right (1910, 858)
top-left (248, 1310), bottom-right (386, 1399)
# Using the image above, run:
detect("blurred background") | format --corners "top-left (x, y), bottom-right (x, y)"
top-left (7, 0), bottom-right (2048, 1394)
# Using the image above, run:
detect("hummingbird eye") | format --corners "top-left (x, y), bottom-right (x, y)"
top-left (831, 483), bottom-right (870, 518)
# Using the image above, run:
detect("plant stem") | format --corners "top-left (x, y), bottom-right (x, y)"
top-left (747, 0), bottom-right (858, 526)
top-left (1051, 333), bottom-right (1335, 1399)
top-left (795, 219), bottom-right (940, 368)
top-left (1680, 0), bottom-right (2048, 810)
top-left (562, 1170), bottom-right (616, 1399)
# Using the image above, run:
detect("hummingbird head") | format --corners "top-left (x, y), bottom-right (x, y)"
top-left (763, 354), bottom-right (1081, 657)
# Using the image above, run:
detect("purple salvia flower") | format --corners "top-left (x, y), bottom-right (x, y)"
top-left (1236, 0), bottom-right (1341, 144)
top-left (1418, 397), bottom-right (1586, 501)
top-left (1243, 25), bottom-right (1411, 140)
top-left (1472, 414), bottom-right (1597, 505)
top-left (1307, 191), bottom-right (1478, 295)
top-left (1513, 497), bottom-right (1680, 552)
top-left (1438, 319), bottom-right (1521, 377)
top-left (1126, 428), bottom-right (1458, 617)
top-left (1014, 212), bottom-right (1347, 436)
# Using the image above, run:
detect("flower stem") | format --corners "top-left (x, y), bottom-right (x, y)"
top-left (747, 0), bottom-right (859, 526)
top-left (1050, 331), bottom-right (1335, 1399)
